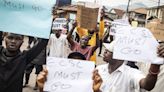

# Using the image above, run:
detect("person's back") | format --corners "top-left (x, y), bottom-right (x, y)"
top-left (0, 33), bottom-right (48, 92)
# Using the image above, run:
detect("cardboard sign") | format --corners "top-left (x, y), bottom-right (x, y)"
top-left (77, 5), bottom-right (99, 30)
top-left (146, 20), bottom-right (164, 40)
top-left (44, 57), bottom-right (95, 92)
top-left (113, 27), bottom-right (163, 64)
top-left (69, 13), bottom-right (76, 20)
top-left (52, 18), bottom-right (67, 30)
top-left (0, 0), bottom-right (53, 39)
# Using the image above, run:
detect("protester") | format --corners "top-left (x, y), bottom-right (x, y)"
top-left (47, 20), bottom-right (70, 58)
top-left (37, 51), bottom-right (86, 92)
top-left (37, 41), bottom-right (164, 92)
top-left (75, 8), bottom-right (105, 62)
top-left (98, 8), bottom-right (105, 57)
top-left (92, 41), bottom-right (164, 92)
top-left (67, 22), bottom-right (99, 60)
top-left (0, 33), bottom-right (48, 92)
top-left (75, 27), bottom-right (98, 62)
top-left (23, 40), bottom-right (46, 90)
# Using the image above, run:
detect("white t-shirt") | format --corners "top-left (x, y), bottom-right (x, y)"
top-left (96, 63), bottom-right (145, 92)
top-left (47, 34), bottom-right (70, 58)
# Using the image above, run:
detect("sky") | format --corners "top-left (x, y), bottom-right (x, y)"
top-left (72, 0), bottom-right (164, 7)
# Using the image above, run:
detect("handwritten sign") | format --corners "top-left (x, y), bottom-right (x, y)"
top-left (77, 5), bottom-right (99, 30)
top-left (110, 19), bottom-right (131, 36)
top-left (44, 57), bottom-right (95, 92)
top-left (0, 0), bottom-right (54, 39)
top-left (113, 27), bottom-right (163, 64)
top-left (52, 18), bottom-right (67, 30)
top-left (69, 13), bottom-right (76, 20)
top-left (146, 20), bottom-right (164, 40)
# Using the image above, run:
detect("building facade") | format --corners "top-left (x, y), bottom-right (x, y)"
top-left (146, 5), bottom-right (164, 22)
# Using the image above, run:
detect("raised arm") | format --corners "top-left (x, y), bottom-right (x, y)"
top-left (102, 27), bottom-right (110, 43)
top-left (67, 21), bottom-right (77, 47)
top-left (91, 30), bottom-right (100, 55)
top-left (26, 38), bottom-right (48, 64)
top-left (140, 64), bottom-right (160, 91)
top-left (140, 42), bottom-right (164, 91)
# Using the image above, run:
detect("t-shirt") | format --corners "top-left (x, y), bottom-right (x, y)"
top-left (47, 34), bottom-right (70, 58)
top-left (71, 42), bottom-right (93, 60)
top-left (96, 63), bottom-right (146, 92)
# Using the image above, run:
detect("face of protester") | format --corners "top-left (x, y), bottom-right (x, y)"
top-left (80, 36), bottom-right (89, 48)
top-left (53, 29), bottom-right (62, 38)
top-left (103, 49), bottom-right (113, 63)
top-left (5, 33), bottom-right (24, 52)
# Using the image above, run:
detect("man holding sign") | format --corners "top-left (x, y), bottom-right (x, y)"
top-left (0, 33), bottom-right (48, 92)
top-left (47, 18), bottom-right (70, 58)
top-left (93, 27), bottom-right (164, 92)
top-left (93, 41), bottom-right (164, 92)
top-left (37, 52), bottom-right (94, 92)
top-left (0, 0), bottom-right (53, 92)
top-left (37, 41), bottom-right (164, 92)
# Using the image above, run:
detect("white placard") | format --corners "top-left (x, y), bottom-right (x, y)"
top-left (0, 0), bottom-right (53, 39)
top-left (44, 57), bottom-right (95, 92)
top-left (110, 19), bottom-right (131, 36)
top-left (52, 18), bottom-right (67, 30)
top-left (113, 26), bottom-right (164, 64)
top-left (69, 13), bottom-right (76, 20)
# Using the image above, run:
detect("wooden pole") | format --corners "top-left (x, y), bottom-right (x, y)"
top-left (126, 0), bottom-right (131, 17)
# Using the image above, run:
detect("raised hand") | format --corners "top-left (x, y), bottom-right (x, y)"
top-left (37, 68), bottom-right (48, 92)
top-left (92, 69), bottom-right (102, 92)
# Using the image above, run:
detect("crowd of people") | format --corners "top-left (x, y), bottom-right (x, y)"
top-left (0, 7), bottom-right (164, 92)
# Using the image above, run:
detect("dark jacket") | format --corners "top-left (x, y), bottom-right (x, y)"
top-left (0, 39), bottom-right (48, 92)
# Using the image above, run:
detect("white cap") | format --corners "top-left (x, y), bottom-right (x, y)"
top-left (103, 41), bottom-right (115, 52)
